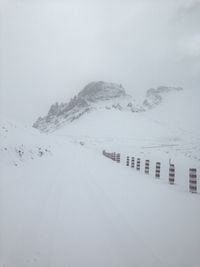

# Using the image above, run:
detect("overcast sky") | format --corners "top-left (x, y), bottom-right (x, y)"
top-left (0, 0), bottom-right (200, 123)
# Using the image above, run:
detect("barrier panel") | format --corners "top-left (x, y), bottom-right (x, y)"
top-left (189, 168), bottom-right (197, 193)
top-left (126, 156), bottom-right (130, 166)
top-left (116, 153), bottom-right (120, 163)
top-left (155, 162), bottom-right (161, 178)
top-left (136, 158), bottom-right (140, 171)
top-left (169, 164), bottom-right (175, 184)
top-left (145, 160), bottom-right (150, 174)
top-left (131, 157), bottom-right (135, 168)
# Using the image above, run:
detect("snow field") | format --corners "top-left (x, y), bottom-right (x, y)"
top-left (1, 87), bottom-right (200, 266)
top-left (1, 140), bottom-right (200, 267)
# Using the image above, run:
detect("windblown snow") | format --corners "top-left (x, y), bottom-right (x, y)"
top-left (0, 82), bottom-right (200, 267)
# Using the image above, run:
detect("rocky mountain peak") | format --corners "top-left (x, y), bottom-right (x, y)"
top-left (33, 81), bottom-right (128, 132)
top-left (78, 81), bottom-right (126, 102)
top-left (143, 86), bottom-right (183, 108)
top-left (33, 82), bottom-right (183, 132)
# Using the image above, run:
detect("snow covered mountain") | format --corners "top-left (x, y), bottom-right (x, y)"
top-left (1, 84), bottom-right (200, 267)
top-left (2, 83), bottom-right (198, 168)
top-left (33, 81), bottom-right (182, 132)
top-left (143, 85), bottom-right (182, 108)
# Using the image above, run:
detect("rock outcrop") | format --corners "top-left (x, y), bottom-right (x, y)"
top-left (33, 82), bottom-right (183, 132)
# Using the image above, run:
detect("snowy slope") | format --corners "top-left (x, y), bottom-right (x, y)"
top-left (0, 118), bottom-right (53, 167)
top-left (54, 86), bottom-right (200, 192)
top-left (33, 82), bottom-right (182, 132)
top-left (55, 87), bottom-right (200, 164)
top-left (1, 86), bottom-right (200, 267)
top-left (55, 87), bottom-right (199, 138)
top-left (1, 137), bottom-right (200, 267)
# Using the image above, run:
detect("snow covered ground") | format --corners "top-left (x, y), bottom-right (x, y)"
top-left (1, 136), bottom-right (200, 267)
top-left (0, 87), bottom-right (200, 267)
top-left (55, 87), bottom-right (200, 192)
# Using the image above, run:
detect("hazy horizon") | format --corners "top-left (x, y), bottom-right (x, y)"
top-left (0, 0), bottom-right (200, 123)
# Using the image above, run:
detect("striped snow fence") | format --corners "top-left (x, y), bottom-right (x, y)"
top-left (155, 162), bottom-right (161, 178)
top-left (103, 151), bottom-right (198, 194)
top-left (116, 153), bottom-right (121, 163)
top-left (189, 168), bottom-right (197, 193)
top-left (131, 157), bottom-right (135, 168)
top-left (102, 150), bottom-right (113, 160)
top-left (112, 153), bottom-right (116, 161)
top-left (145, 160), bottom-right (150, 174)
top-left (136, 158), bottom-right (140, 171)
top-left (102, 150), bottom-right (121, 163)
top-left (126, 156), bottom-right (130, 166)
top-left (102, 150), bottom-right (107, 157)
top-left (169, 164), bottom-right (175, 184)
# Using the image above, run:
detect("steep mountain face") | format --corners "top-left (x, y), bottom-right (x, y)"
top-left (33, 82), bottom-right (131, 132)
top-left (77, 81), bottom-right (126, 101)
top-left (33, 81), bottom-right (183, 132)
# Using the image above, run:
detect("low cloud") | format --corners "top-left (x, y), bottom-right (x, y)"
top-left (0, 0), bottom-right (199, 122)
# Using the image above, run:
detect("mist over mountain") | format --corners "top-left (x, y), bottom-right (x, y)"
top-left (1, 1), bottom-right (200, 266)
top-left (33, 81), bottom-right (183, 132)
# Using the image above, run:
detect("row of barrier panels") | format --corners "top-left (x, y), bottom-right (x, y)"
top-left (102, 150), bottom-right (121, 163)
top-left (102, 150), bottom-right (198, 193)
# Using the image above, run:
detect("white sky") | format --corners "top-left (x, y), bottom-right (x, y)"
top-left (0, 0), bottom-right (200, 123)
